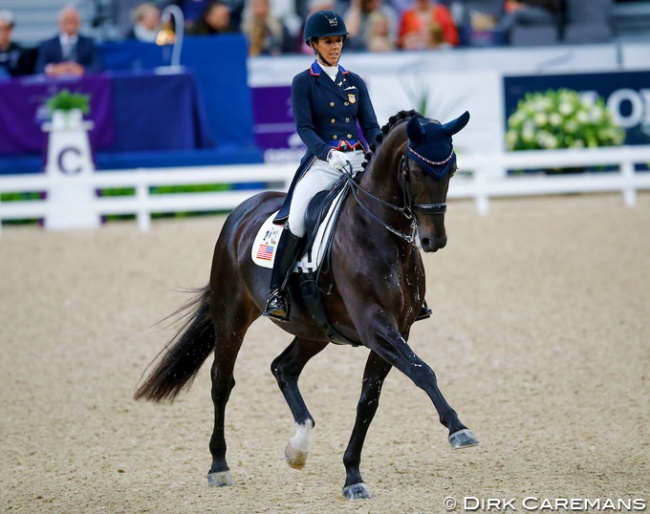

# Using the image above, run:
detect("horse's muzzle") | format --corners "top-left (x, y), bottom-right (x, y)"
top-left (419, 234), bottom-right (447, 252)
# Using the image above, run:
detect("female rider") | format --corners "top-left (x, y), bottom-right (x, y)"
top-left (263, 10), bottom-right (380, 321)
top-left (263, 10), bottom-right (431, 323)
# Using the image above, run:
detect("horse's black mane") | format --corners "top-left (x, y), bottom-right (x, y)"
top-left (362, 110), bottom-right (423, 170)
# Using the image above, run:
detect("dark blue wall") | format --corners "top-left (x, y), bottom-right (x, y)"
top-left (99, 34), bottom-right (256, 150)
top-left (0, 35), bottom-right (262, 174)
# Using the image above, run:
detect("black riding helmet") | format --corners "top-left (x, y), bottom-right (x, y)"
top-left (304, 10), bottom-right (348, 44)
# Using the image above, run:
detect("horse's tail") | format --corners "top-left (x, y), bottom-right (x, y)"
top-left (134, 286), bottom-right (214, 403)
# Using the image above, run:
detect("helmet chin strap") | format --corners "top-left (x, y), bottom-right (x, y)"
top-left (317, 50), bottom-right (335, 67)
top-left (311, 41), bottom-right (337, 67)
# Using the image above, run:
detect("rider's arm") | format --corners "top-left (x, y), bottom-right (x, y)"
top-left (291, 72), bottom-right (332, 161)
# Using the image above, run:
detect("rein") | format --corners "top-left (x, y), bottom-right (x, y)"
top-left (341, 152), bottom-right (447, 244)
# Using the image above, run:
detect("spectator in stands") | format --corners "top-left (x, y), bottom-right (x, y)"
top-left (268, 0), bottom-right (303, 44)
top-left (127, 2), bottom-right (162, 42)
top-left (496, 0), bottom-right (561, 43)
top-left (298, 0), bottom-right (336, 54)
top-left (365, 9), bottom-right (397, 51)
top-left (342, 0), bottom-right (398, 51)
top-left (241, 0), bottom-right (293, 55)
top-left (35, 5), bottom-right (101, 77)
top-left (183, 0), bottom-right (301, 39)
top-left (397, 0), bottom-right (459, 50)
top-left (186, 1), bottom-right (239, 34)
top-left (0, 10), bottom-right (34, 78)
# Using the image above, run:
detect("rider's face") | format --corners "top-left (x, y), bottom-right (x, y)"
top-left (312, 36), bottom-right (344, 65)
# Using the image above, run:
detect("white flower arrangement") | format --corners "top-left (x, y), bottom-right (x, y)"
top-left (505, 89), bottom-right (625, 151)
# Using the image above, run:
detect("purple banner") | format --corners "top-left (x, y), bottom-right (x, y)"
top-left (251, 85), bottom-right (295, 150)
top-left (0, 74), bottom-right (113, 156)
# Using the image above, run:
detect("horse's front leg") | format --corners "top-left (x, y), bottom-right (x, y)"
top-left (271, 338), bottom-right (329, 469)
top-left (361, 322), bottom-right (478, 450)
top-left (342, 350), bottom-right (392, 500)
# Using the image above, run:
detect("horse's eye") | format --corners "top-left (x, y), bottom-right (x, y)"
top-left (412, 164), bottom-right (426, 178)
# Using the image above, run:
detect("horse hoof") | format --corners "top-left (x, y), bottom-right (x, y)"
top-left (207, 470), bottom-right (233, 487)
top-left (449, 428), bottom-right (479, 449)
top-left (343, 482), bottom-right (372, 500)
top-left (285, 442), bottom-right (308, 469)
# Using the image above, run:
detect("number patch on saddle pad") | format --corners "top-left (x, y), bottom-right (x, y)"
top-left (251, 185), bottom-right (348, 272)
top-left (251, 215), bottom-right (283, 269)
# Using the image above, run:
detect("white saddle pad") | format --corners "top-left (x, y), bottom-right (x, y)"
top-left (251, 186), bottom-right (348, 272)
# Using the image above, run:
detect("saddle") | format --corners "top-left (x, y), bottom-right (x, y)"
top-left (298, 177), bottom-right (361, 346)
top-left (299, 175), bottom-right (347, 272)
top-left (251, 176), bottom-right (360, 345)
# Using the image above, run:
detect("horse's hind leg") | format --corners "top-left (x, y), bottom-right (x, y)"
top-left (271, 338), bottom-right (329, 469)
top-left (342, 350), bottom-right (392, 500)
top-left (207, 295), bottom-right (257, 487)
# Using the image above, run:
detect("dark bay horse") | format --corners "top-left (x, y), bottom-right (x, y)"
top-left (134, 110), bottom-right (478, 500)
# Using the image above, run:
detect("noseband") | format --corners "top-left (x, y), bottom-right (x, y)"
top-left (342, 153), bottom-right (448, 244)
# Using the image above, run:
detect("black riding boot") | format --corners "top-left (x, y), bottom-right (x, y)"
top-left (415, 300), bottom-right (432, 321)
top-left (263, 230), bottom-right (303, 322)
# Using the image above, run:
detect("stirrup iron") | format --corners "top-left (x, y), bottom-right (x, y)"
top-left (263, 291), bottom-right (290, 322)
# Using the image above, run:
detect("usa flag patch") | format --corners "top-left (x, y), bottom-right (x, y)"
top-left (251, 213), bottom-right (283, 269)
top-left (256, 244), bottom-right (274, 261)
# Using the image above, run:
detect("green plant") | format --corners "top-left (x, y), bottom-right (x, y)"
top-left (46, 89), bottom-right (90, 115)
top-left (505, 89), bottom-right (625, 151)
top-left (399, 75), bottom-right (465, 121)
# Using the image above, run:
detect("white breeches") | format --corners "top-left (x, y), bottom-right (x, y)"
top-left (287, 149), bottom-right (365, 237)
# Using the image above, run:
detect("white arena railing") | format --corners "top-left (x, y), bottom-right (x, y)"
top-left (1, 145), bottom-right (649, 235)
top-left (454, 145), bottom-right (650, 215)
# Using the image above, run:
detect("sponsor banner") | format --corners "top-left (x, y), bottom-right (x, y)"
top-left (252, 70), bottom-right (503, 163)
top-left (504, 70), bottom-right (650, 145)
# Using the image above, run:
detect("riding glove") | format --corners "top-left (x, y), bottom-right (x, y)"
top-left (327, 149), bottom-right (351, 171)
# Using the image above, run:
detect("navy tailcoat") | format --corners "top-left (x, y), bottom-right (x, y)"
top-left (275, 61), bottom-right (381, 223)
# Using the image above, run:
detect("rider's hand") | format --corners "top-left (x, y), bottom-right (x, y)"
top-left (327, 149), bottom-right (351, 171)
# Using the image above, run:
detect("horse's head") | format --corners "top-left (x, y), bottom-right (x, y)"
top-left (403, 111), bottom-right (470, 252)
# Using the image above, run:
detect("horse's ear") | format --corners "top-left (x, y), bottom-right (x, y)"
top-left (406, 116), bottom-right (426, 142)
top-left (443, 111), bottom-right (470, 135)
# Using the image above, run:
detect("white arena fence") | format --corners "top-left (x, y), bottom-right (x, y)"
top-left (1, 145), bottom-right (649, 235)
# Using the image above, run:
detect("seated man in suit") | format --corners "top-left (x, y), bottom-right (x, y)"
top-left (35, 5), bottom-right (101, 77)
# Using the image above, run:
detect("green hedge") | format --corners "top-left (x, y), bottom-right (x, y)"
top-left (1, 184), bottom-right (235, 224)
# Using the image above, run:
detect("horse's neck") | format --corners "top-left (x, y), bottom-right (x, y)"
top-left (335, 126), bottom-right (417, 271)
top-left (360, 128), bottom-right (407, 204)
top-left (336, 126), bottom-right (414, 248)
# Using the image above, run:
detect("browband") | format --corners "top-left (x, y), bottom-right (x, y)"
top-left (407, 146), bottom-right (454, 167)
